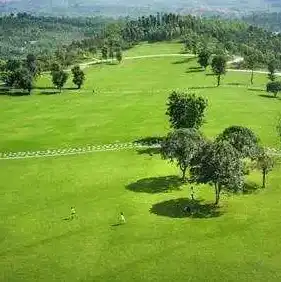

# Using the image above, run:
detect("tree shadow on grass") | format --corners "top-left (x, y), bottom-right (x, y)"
top-left (0, 90), bottom-right (29, 96)
top-left (189, 86), bottom-right (217, 90)
top-left (39, 91), bottom-right (59, 95)
top-left (226, 82), bottom-right (245, 86)
top-left (186, 69), bottom-right (204, 73)
top-left (64, 87), bottom-right (79, 90)
top-left (248, 88), bottom-right (265, 93)
top-left (126, 175), bottom-right (183, 194)
top-left (134, 136), bottom-right (164, 146)
top-left (150, 198), bottom-right (222, 218)
top-left (172, 57), bottom-right (195, 64)
top-left (34, 86), bottom-right (54, 90)
top-left (258, 94), bottom-right (280, 100)
top-left (111, 223), bottom-right (123, 227)
top-left (205, 73), bottom-right (216, 76)
top-left (243, 182), bottom-right (261, 194)
top-left (136, 147), bottom-right (161, 156)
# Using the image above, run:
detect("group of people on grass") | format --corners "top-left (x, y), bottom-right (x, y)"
top-left (69, 206), bottom-right (126, 224)
top-left (69, 186), bottom-right (195, 223)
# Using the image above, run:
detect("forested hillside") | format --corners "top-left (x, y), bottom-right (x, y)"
top-left (243, 12), bottom-right (281, 32)
top-left (2, 12), bottom-right (281, 86)
top-left (0, 13), bottom-right (114, 59)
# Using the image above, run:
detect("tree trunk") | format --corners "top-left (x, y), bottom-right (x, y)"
top-left (262, 169), bottom-right (266, 188)
top-left (217, 74), bottom-right (221, 87)
top-left (214, 183), bottom-right (221, 205)
top-left (181, 166), bottom-right (187, 182)
top-left (251, 69), bottom-right (254, 85)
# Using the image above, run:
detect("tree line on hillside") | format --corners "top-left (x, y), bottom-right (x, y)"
top-left (3, 12), bottom-right (281, 73)
top-left (0, 13), bottom-right (113, 60)
top-left (243, 12), bottom-right (281, 32)
top-left (160, 91), bottom-right (275, 205)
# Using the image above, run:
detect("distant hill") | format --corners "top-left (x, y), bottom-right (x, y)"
top-left (1, 0), bottom-right (281, 17)
top-left (243, 12), bottom-right (281, 31)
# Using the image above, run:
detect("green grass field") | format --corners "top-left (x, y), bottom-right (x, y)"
top-left (1, 42), bottom-right (281, 281)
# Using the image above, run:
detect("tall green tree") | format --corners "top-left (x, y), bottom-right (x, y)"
top-left (5, 59), bottom-right (21, 72)
top-left (52, 70), bottom-right (69, 92)
top-left (109, 48), bottom-right (114, 62)
top-left (101, 46), bottom-right (108, 60)
top-left (26, 54), bottom-right (38, 78)
top-left (244, 51), bottom-right (260, 84)
top-left (161, 128), bottom-right (205, 181)
top-left (266, 81), bottom-right (281, 97)
top-left (190, 140), bottom-right (244, 205)
top-left (197, 49), bottom-right (211, 70)
top-left (116, 48), bottom-right (123, 63)
top-left (268, 59), bottom-right (277, 82)
top-left (71, 65), bottom-right (85, 89)
top-left (166, 91), bottom-right (208, 129)
top-left (216, 126), bottom-right (259, 159)
top-left (255, 148), bottom-right (274, 188)
top-left (211, 55), bottom-right (227, 87)
top-left (14, 68), bottom-right (33, 94)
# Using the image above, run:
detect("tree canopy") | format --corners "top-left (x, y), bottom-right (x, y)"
top-left (190, 140), bottom-right (244, 205)
top-left (161, 128), bottom-right (205, 181)
top-left (216, 125), bottom-right (259, 159)
top-left (211, 55), bottom-right (227, 86)
top-left (166, 91), bottom-right (208, 130)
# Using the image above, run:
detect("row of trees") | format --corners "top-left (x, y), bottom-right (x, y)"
top-left (196, 48), bottom-right (281, 96)
top-left (0, 54), bottom-right (85, 94)
top-left (50, 63), bottom-right (85, 92)
top-left (161, 91), bottom-right (275, 205)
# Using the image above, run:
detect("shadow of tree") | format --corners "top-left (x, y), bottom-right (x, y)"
top-left (258, 94), bottom-right (280, 99)
top-left (0, 90), bottom-right (29, 96)
top-left (189, 86), bottom-right (216, 90)
top-left (134, 136), bottom-right (164, 146)
top-left (186, 69), bottom-right (204, 73)
top-left (243, 182), bottom-right (260, 194)
top-left (137, 147), bottom-right (161, 156)
top-left (172, 57), bottom-right (195, 65)
top-left (34, 86), bottom-right (54, 90)
top-left (150, 198), bottom-right (222, 218)
top-left (205, 73), bottom-right (216, 76)
top-left (39, 91), bottom-right (59, 95)
top-left (126, 175), bottom-right (183, 193)
top-left (226, 82), bottom-right (245, 86)
top-left (247, 88), bottom-right (265, 93)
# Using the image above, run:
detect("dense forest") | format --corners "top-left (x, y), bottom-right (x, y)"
top-left (0, 13), bottom-right (115, 59)
top-left (243, 12), bottom-right (281, 32)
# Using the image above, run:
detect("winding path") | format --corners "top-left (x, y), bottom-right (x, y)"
top-left (78, 53), bottom-right (281, 76)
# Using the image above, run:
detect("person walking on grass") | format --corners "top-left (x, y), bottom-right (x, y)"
top-left (120, 212), bottom-right (126, 224)
top-left (70, 206), bottom-right (77, 220)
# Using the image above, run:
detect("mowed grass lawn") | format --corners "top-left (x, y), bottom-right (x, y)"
top-left (1, 42), bottom-right (281, 281)
top-left (1, 151), bottom-right (281, 281)
top-left (0, 42), bottom-right (280, 151)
